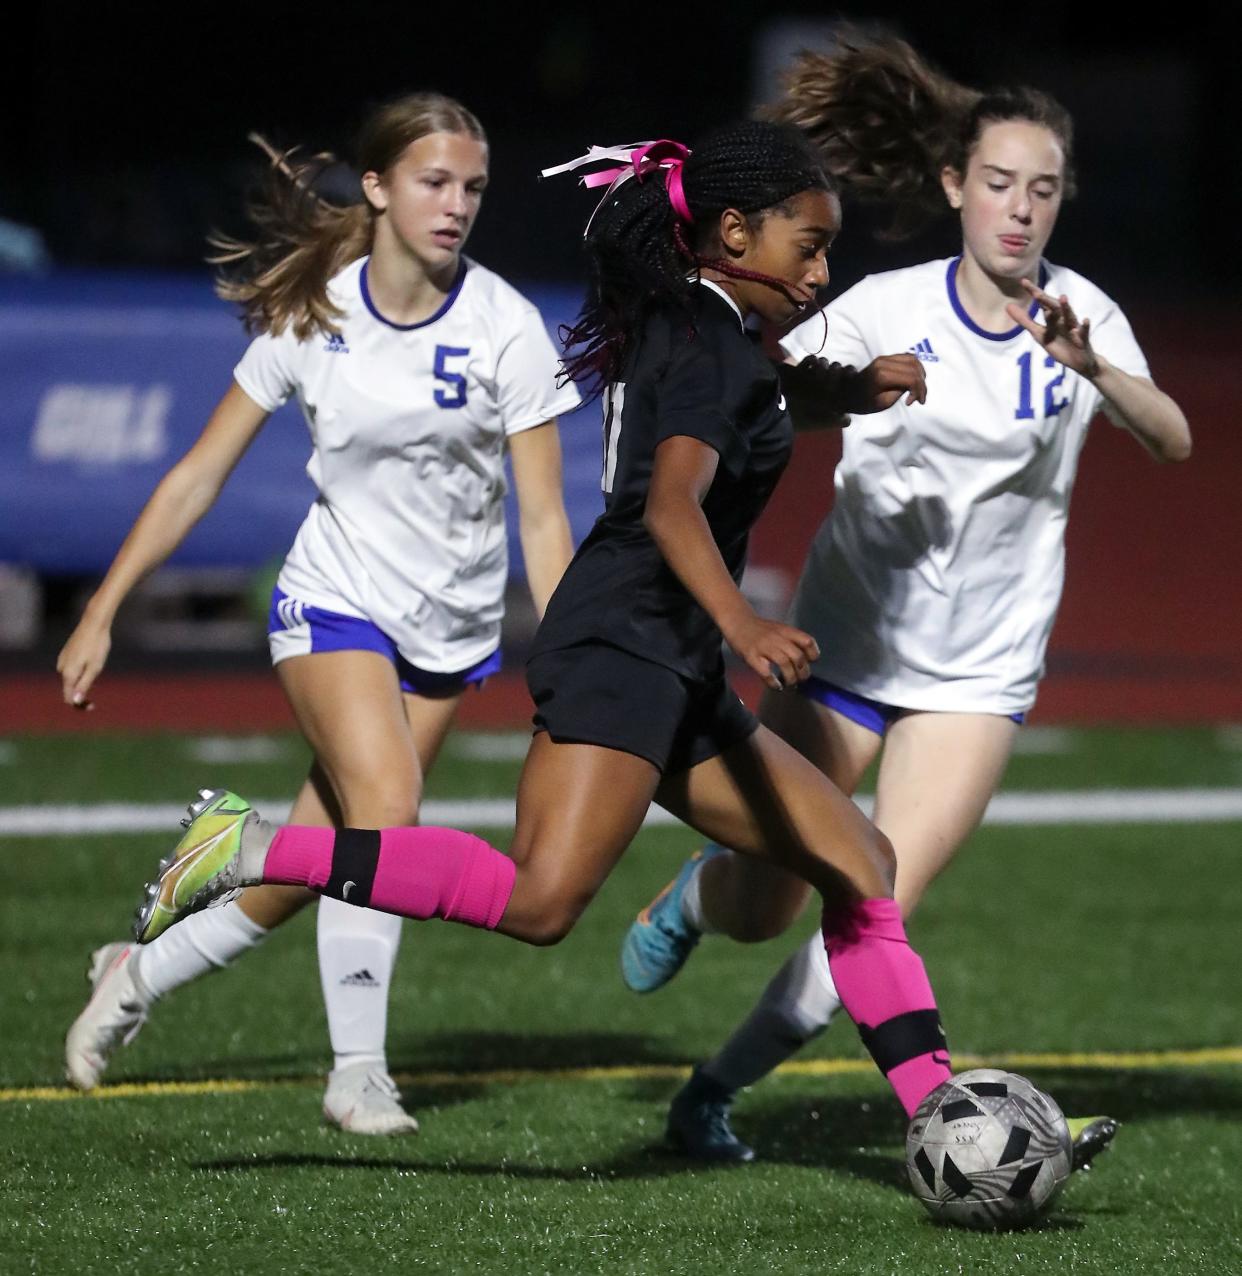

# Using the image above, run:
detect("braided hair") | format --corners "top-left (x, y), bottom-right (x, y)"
top-left (771, 29), bottom-right (1075, 240)
top-left (561, 120), bottom-right (832, 395)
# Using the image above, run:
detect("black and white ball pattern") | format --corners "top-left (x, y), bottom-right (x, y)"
top-left (906, 1069), bottom-right (1072, 1229)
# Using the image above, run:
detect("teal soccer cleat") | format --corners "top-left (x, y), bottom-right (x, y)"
top-left (620, 846), bottom-right (724, 993)
top-left (666, 1066), bottom-right (754, 1163)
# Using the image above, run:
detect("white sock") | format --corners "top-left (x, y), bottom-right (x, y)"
top-left (703, 930), bottom-right (842, 1093)
top-left (133, 902), bottom-right (270, 1001)
top-left (318, 895), bottom-right (403, 1075)
top-left (679, 845), bottom-right (727, 935)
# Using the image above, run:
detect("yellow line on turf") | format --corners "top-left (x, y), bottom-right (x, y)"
top-left (4, 1045), bottom-right (1241, 1105)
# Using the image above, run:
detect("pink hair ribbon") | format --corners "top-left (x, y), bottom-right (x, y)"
top-left (540, 139), bottom-right (694, 233)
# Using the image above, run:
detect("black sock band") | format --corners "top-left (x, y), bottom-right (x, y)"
top-left (857, 1009), bottom-right (947, 1076)
top-left (324, 828), bottom-right (381, 908)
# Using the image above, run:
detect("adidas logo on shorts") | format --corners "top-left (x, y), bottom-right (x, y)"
top-left (276, 596), bottom-right (306, 631)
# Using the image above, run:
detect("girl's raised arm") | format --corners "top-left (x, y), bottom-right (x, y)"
top-left (1008, 280), bottom-right (1191, 464)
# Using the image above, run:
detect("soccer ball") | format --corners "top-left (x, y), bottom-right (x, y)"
top-left (906, 1069), bottom-right (1072, 1230)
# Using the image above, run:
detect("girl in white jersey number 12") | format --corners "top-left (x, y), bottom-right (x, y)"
top-left (60, 94), bottom-right (581, 1133)
top-left (619, 35), bottom-right (1191, 1162)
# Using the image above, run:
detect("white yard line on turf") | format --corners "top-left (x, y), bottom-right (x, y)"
top-left (3, 788), bottom-right (1242, 837)
top-left (184, 736), bottom-right (290, 764)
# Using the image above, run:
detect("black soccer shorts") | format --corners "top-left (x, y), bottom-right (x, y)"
top-left (526, 641), bottom-right (759, 775)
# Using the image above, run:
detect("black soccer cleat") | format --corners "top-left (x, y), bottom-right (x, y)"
top-left (665, 1065), bottom-right (755, 1163)
top-left (1068, 1116), bottom-right (1119, 1172)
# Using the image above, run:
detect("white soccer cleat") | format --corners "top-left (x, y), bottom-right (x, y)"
top-left (322, 1062), bottom-right (420, 1136)
top-left (64, 942), bottom-right (153, 1090)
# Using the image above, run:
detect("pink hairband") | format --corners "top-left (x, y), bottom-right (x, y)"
top-left (540, 139), bottom-right (694, 232)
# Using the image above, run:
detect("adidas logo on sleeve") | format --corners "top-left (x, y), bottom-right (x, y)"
top-left (909, 338), bottom-right (939, 363)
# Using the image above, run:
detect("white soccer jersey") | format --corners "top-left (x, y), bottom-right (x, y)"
top-left (781, 257), bottom-right (1150, 714)
top-left (234, 255), bottom-right (581, 672)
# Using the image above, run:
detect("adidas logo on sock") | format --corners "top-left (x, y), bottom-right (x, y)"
top-left (340, 968), bottom-right (380, 988)
top-left (909, 338), bottom-right (939, 363)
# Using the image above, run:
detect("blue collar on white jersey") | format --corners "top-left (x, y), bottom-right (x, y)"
top-left (360, 257), bottom-right (468, 332)
top-left (945, 257), bottom-right (1049, 342)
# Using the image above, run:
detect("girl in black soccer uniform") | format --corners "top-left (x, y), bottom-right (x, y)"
top-left (136, 121), bottom-right (955, 1123)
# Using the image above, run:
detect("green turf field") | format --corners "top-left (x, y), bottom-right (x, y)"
top-left (2, 727), bottom-right (1240, 1274)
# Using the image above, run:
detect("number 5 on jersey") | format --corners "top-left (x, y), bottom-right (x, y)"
top-left (434, 345), bottom-right (471, 409)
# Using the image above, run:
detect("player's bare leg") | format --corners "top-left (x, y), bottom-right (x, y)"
top-left (620, 694), bottom-right (881, 998)
top-left (689, 690), bottom-right (882, 940)
top-left (495, 734), bottom-right (664, 944)
top-left (654, 722), bottom-right (893, 903)
top-left (637, 704), bottom-right (877, 1157)
top-left (871, 711), bottom-right (1017, 910)
top-left (654, 725), bottom-right (952, 1119)
top-left (277, 648), bottom-right (461, 1134)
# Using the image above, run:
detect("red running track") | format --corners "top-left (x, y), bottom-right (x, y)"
top-left (4, 666), bottom-right (1241, 735)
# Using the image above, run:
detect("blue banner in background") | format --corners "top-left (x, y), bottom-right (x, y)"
top-left (0, 272), bottom-right (601, 577)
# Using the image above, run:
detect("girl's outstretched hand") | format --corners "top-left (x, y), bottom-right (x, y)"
top-left (1006, 279), bottom-right (1100, 377)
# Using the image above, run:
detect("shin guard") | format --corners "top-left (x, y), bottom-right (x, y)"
top-left (823, 897), bottom-right (951, 1118)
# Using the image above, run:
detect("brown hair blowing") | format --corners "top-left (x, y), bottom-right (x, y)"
top-left (211, 93), bottom-right (487, 340)
top-left (771, 30), bottom-right (1075, 240)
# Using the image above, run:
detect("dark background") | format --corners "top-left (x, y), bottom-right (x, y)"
top-left (6, 1), bottom-right (1239, 301)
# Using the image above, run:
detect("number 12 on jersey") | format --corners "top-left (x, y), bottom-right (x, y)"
top-left (1015, 351), bottom-right (1069, 421)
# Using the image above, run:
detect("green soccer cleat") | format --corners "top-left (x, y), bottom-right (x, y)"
top-left (133, 789), bottom-right (266, 944)
top-left (1068, 1115), bottom-right (1119, 1172)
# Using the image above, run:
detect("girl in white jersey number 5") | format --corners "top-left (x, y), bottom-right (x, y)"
top-left (619, 36), bottom-right (1190, 1162)
top-left (60, 94), bottom-right (581, 1134)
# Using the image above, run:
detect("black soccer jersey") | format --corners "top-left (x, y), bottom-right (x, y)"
top-left (532, 281), bottom-right (794, 682)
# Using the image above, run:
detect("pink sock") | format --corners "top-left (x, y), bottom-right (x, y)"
top-left (264, 825), bottom-right (515, 931)
top-left (823, 897), bottom-right (951, 1118)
